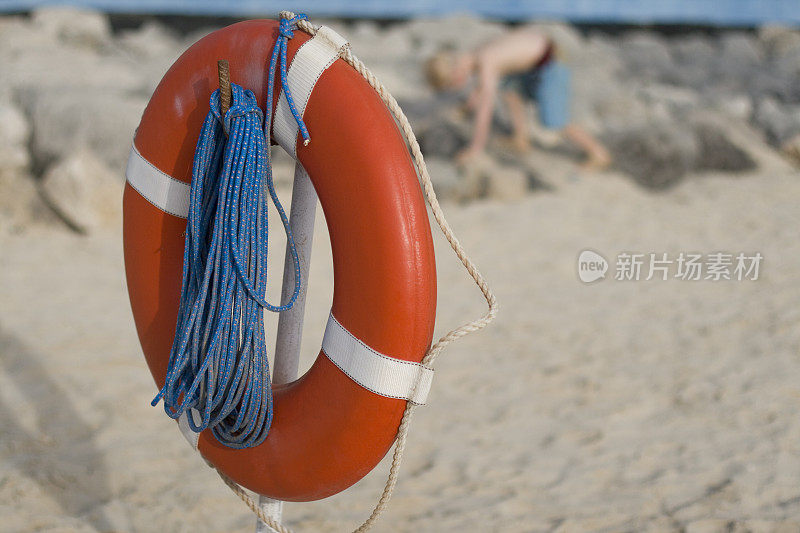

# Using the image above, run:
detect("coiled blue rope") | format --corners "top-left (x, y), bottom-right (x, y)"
top-left (151, 15), bottom-right (310, 449)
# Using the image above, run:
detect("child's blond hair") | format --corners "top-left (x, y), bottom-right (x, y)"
top-left (425, 50), bottom-right (456, 90)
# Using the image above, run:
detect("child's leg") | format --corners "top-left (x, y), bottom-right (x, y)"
top-left (535, 62), bottom-right (611, 170)
top-left (563, 124), bottom-right (612, 170)
top-left (502, 90), bottom-right (531, 152)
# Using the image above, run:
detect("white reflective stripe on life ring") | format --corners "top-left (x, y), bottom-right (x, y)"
top-left (125, 144), bottom-right (190, 218)
top-left (273, 25), bottom-right (349, 158)
top-left (322, 313), bottom-right (434, 405)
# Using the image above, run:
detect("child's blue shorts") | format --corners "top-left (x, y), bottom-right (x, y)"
top-left (502, 60), bottom-right (571, 130)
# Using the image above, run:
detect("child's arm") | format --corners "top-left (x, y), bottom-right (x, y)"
top-left (464, 86), bottom-right (480, 112)
top-left (458, 59), bottom-right (499, 163)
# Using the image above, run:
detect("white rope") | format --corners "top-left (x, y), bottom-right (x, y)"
top-left (221, 12), bottom-right (499, 532)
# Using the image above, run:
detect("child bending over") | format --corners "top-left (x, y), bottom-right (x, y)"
top-left (426, 28), bottom-right (611, 170)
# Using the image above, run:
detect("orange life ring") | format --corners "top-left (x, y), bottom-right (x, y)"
top-left (122, 20), bottom-right (437, 502)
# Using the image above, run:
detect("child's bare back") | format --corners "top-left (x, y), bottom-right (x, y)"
top-left (473, 28), bottom-right (551, 78)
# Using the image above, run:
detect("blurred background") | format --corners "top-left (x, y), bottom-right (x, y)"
top-left (1, 1), bottom-right (799, 531)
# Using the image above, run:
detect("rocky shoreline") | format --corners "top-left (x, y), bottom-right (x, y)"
top-left (1, 7), bottom-right (798, 232)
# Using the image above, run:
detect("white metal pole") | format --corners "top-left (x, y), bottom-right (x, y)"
top-left (255, 162), bottom-right (318, 533)
top-left (272, 163), bottom-right (318, 384)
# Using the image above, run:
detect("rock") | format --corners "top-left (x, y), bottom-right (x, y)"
top-left (747, 69), bottom-right (796, 104)
top-left (571, 35), bottom-right (626, 127)
top-left (714, 93), bottom-right (753, 121)
top-left (619, 32), bottom-right (673, 80)
top-left (425, 157), bottom-right (462, 201)
top-left (484, 163), bottom-right (529, 201)
top-left (780, 133), bottom-right (800, 167)
top-left (400, 94), bottom-right (463, 127)
top-left (368, 57), bottom-right (432, 100)
top-left (453, 157), bottom-right (488, 202)
top-left (582, 34), bottom-right (625, 78)
top-left (347, 21), bottom-right (380, 58)
top-left (665, 35), bottom-right (717, 89)
top-left (685, 520), bottom-right (733, 533)
top-left (605, 112), bottom-right (759, 187)
top-left (0, 16), bottom-right (144, 96)
top-left (772, 39), bottom-right (800, 87)
top-left (666, 62), bottom-right (715, 92)
top-left (0, 101), bottom-right (31, 175)
top-left (417, 120), bottom-right (469, 159)
top-left (758, 25), bottom-right (800, 58)
top-left (407, 15), bottom-right (505, 56)
top-left (355, 25), bottom-right (413, 61)
top-left (425, 153), bottom-right (525, 203)
top-left (0, 172), bottom-right (51, 232)
top-left (743, 520), bottom-right (800, 533)
top-left (118, 21), bottom-right (181, 60)
top-left (181, 26), bottom-right (221, 52)
top-left (586, 33), bottom-right (620, 57)
top-left (694, 122), bottom-right (756, 172)
top-left (716, 33), bottom-right (763, 82)
top-left (28, 89), bottom-right (147, 173)
top-left (31, 6), bottom-right (111, 50)
top-left (350, 20), bottom-right (380, 42)
top-left (700, 110), bottom-right (796, 172)
top-left (435, 155), bottom-right (537, 203)
top-left (753, 98), bottom-right (800, 145)
top-left (605, 119), bottom-right (698, 190)
top-left (84, 500), bottom-right (133, 533)
top-left (0, 98), bottom-right (51, 231)
top-left (0, 15), bottom-right (52, 56)
top-left (589, 84), bottom-right (651, 132)
top-left (720, 33), bottom-right (763, 64)
top-left (672, 34), bottom-right (717, 67)
top-left (638, 84), bottom-right (702, 115)
top-left (39, 150), bottom-right (122, 233)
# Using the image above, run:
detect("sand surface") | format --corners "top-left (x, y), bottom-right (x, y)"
top-left (2, 163), bottom-right (800, 532)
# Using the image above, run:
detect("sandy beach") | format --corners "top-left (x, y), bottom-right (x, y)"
top-left (3, 155), bottom-right (800, 531)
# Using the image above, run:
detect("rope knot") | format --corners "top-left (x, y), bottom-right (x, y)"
top-left (278, 18), bottom-right (294, 39)
top-left (278, 13), bottom-right (307, 39)
top-left (211, 87), bottom-right (263, 134)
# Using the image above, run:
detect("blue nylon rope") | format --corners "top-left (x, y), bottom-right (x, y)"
top-left (268, 14), bottom-right (311, 145)
top-left (151, 15), bottom-right (310, 449)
